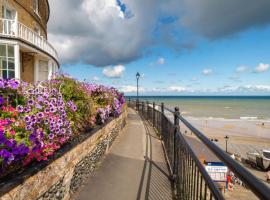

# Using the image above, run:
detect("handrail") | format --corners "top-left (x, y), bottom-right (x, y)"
top-left (0, 18), bottom-right (58, 62)
top-left (178, 114), bottom-right (270, 199)
top-left (128, 99), bottom-right (270, 199)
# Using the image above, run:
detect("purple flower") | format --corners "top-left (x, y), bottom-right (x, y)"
top-left (37, 95), bottom-right (44, 102)
top-left (37, 112), bottom-right (44, 119)
top-left (48, 133), bottom-right (54, 140)
top-left (0, 96), bottom-right (4, 104)
top-left (28, 99), bottom-right (34, 105)
top-left (24, 116), bottom-right (31, 122)
top-left (35, 104), bottom-right (42, 109)
top-left (17, 105), bottom-right (24, 113)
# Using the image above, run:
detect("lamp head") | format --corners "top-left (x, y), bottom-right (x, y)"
top-left (136, 72), bottom-right (140, 79)
top-left (225, 135), bottom-right (229, 140)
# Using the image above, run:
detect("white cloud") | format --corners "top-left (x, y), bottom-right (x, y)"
top-left (254, 63), bottom-right (269, 73)
top-left (102, 65), bottom-right (125, 78)
top-left (156, 57), bottom-right (165, 65)
top-left (236, 65), bottom-right (248, 73)
top-left (119, 85), bottom-right (145, 93)
top-left (217, 85), bottom-right (270, 93)
top-left (92, 76), bottom-right (100, 81)
top-left (168, 86), bottom-right (188, 92)
top-left (202, 69), bottom-right (213, 76)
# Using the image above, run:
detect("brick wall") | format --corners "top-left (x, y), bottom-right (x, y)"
top-left (1, 0), bottom-right (49, 38)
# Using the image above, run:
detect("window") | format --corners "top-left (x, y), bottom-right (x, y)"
top-left (39, 60), bottom-right (48, 81)
top-left (0, 44), bottom-right (15, 79)
top-left (2, 6), bottom-right (16, 35)
top-left (33, 0), bottom-right (39, 14)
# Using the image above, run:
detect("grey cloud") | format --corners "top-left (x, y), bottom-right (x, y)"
top-left (178, 0), bottom-right (270, 38)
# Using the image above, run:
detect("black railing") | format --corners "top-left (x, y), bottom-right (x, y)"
top-left (128, 99), bottom-right (270, 200)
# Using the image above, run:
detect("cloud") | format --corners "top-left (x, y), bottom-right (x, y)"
top-left (119, 85), bottom-right (145, 93)
top-left (218, 85), bottom-right (270, 93)
top-left (178, 0), bottom-right (270, 39)
top-left (92, 76), bottom-right (100, 81)
top-left (156, 57), bottom-right (165, 65)
top-left (48, 0), bottom-right (270, 66)
top-left (102, 65), bottom-right (125, 78)
top-left (202, 69), bottom-right (213, 76)
top-left (48, 0), bottom-right (158, 66)
top-left (236, 66), bottom-right (248, 73)
top-left (168, 86), bottom-right (188, 92)
top-left (254, 63), bottom-right (269, 73)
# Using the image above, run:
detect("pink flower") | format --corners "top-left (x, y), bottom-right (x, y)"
top-left (10, 130), bottom-right (16, 135)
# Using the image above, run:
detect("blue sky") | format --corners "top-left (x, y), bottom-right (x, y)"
top-left (48, 0), bottom-right (270, 95)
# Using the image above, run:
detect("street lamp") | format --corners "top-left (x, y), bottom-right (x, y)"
top-left (225, 135), bottom-right (229, 153)
top-left (136, 72), bottom-right (141, 99)
top-left (136, 72), bottom-right (140, 110)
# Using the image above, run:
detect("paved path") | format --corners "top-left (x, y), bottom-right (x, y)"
top-left (74, 108), bottom-right (173, 200)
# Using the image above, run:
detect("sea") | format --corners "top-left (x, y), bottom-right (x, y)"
top-left (127, 96), bottom-right (270, 122)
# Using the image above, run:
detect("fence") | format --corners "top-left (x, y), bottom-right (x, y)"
top-left (128, 99), bottom-right (270, 200)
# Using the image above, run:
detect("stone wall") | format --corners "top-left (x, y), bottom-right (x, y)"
top-left (0, 108), bottom-right (127, 200)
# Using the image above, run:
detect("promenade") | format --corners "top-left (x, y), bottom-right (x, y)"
top-left (74, 108), bottom-right (173, 200)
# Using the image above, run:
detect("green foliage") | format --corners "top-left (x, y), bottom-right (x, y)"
top-left (54, 76), bottom-right (96, 132)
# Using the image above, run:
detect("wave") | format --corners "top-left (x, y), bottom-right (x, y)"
top-left (240, 116), bottom-right (258, 120)
top-left (185, 116), bottom-right (270, 123)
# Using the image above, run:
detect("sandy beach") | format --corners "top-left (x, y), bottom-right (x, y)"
top-left (187, 117), bottom-right (270, 139)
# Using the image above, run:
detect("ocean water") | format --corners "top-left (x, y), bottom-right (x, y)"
top-left (127, 96), bottom-right (270, 121)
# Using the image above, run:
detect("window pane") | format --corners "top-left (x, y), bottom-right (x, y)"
top-left (8, 70), bottom-right (15, 79)
top-left (7, 45), bottom-right (14, 57)
top-left (0, 44), bottom-right (6, 56)
top-left (2, 70), bottom-right (7, 79)
top-left (8, 58), bottom-right (15, 70)
top-left (1, 59), bottom-right (7, 69)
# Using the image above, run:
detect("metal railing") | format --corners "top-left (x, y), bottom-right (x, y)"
top-left (0, 18), bottom-right (58, 61)
top-left (128, 99), bottom-right (270, 200)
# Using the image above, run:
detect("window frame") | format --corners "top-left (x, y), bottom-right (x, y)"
top-left (0, 44), bottom-right (15, 79)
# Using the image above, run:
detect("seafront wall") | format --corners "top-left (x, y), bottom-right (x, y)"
top-left (0, 108), bottom-right (128, 200)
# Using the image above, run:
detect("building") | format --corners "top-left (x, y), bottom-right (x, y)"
top-left (0, 0), bottom-right (59, 83)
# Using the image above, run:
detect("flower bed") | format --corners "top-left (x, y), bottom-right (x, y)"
top-left (0, 76), bottom-right (125, 179)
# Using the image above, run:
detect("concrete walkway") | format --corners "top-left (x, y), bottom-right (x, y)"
top-left (74, 108), bottom-right (173, 200)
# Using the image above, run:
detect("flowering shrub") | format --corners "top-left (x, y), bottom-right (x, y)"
top-left (0, 76), bottom-right (125, 177)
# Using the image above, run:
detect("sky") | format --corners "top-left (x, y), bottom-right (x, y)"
top-left (48, 0), bottom-right (270, 95)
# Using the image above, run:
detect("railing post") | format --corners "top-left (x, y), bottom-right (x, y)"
top-left (146, 101), bottom-right (149, 120)
top-left (142, 101), bottom-right (145, 116)
top-left (14, 19), bottom-right (18, 37)
top-left (153, 102), bottom-right (155, 127)
top-left (128, 97), bottom-right (130, 107)
top-left (173, 107), bottom-right (180, 197)
top-left (161, 102), bottom-right (164, 135)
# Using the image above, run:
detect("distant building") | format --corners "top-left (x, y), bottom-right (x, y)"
top-left (0, 0), bottom-right (59, 82)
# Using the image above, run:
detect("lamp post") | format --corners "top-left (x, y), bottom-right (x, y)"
top-left (225, 135), bottom-right (229, 153)
top-left (136, 72), bottom-right (140, 110)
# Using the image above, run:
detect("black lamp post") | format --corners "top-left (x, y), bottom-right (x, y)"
top-left (136, 72), bottom-right (140, 110)
top-left (225, 135), bottom-right (229, 153)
